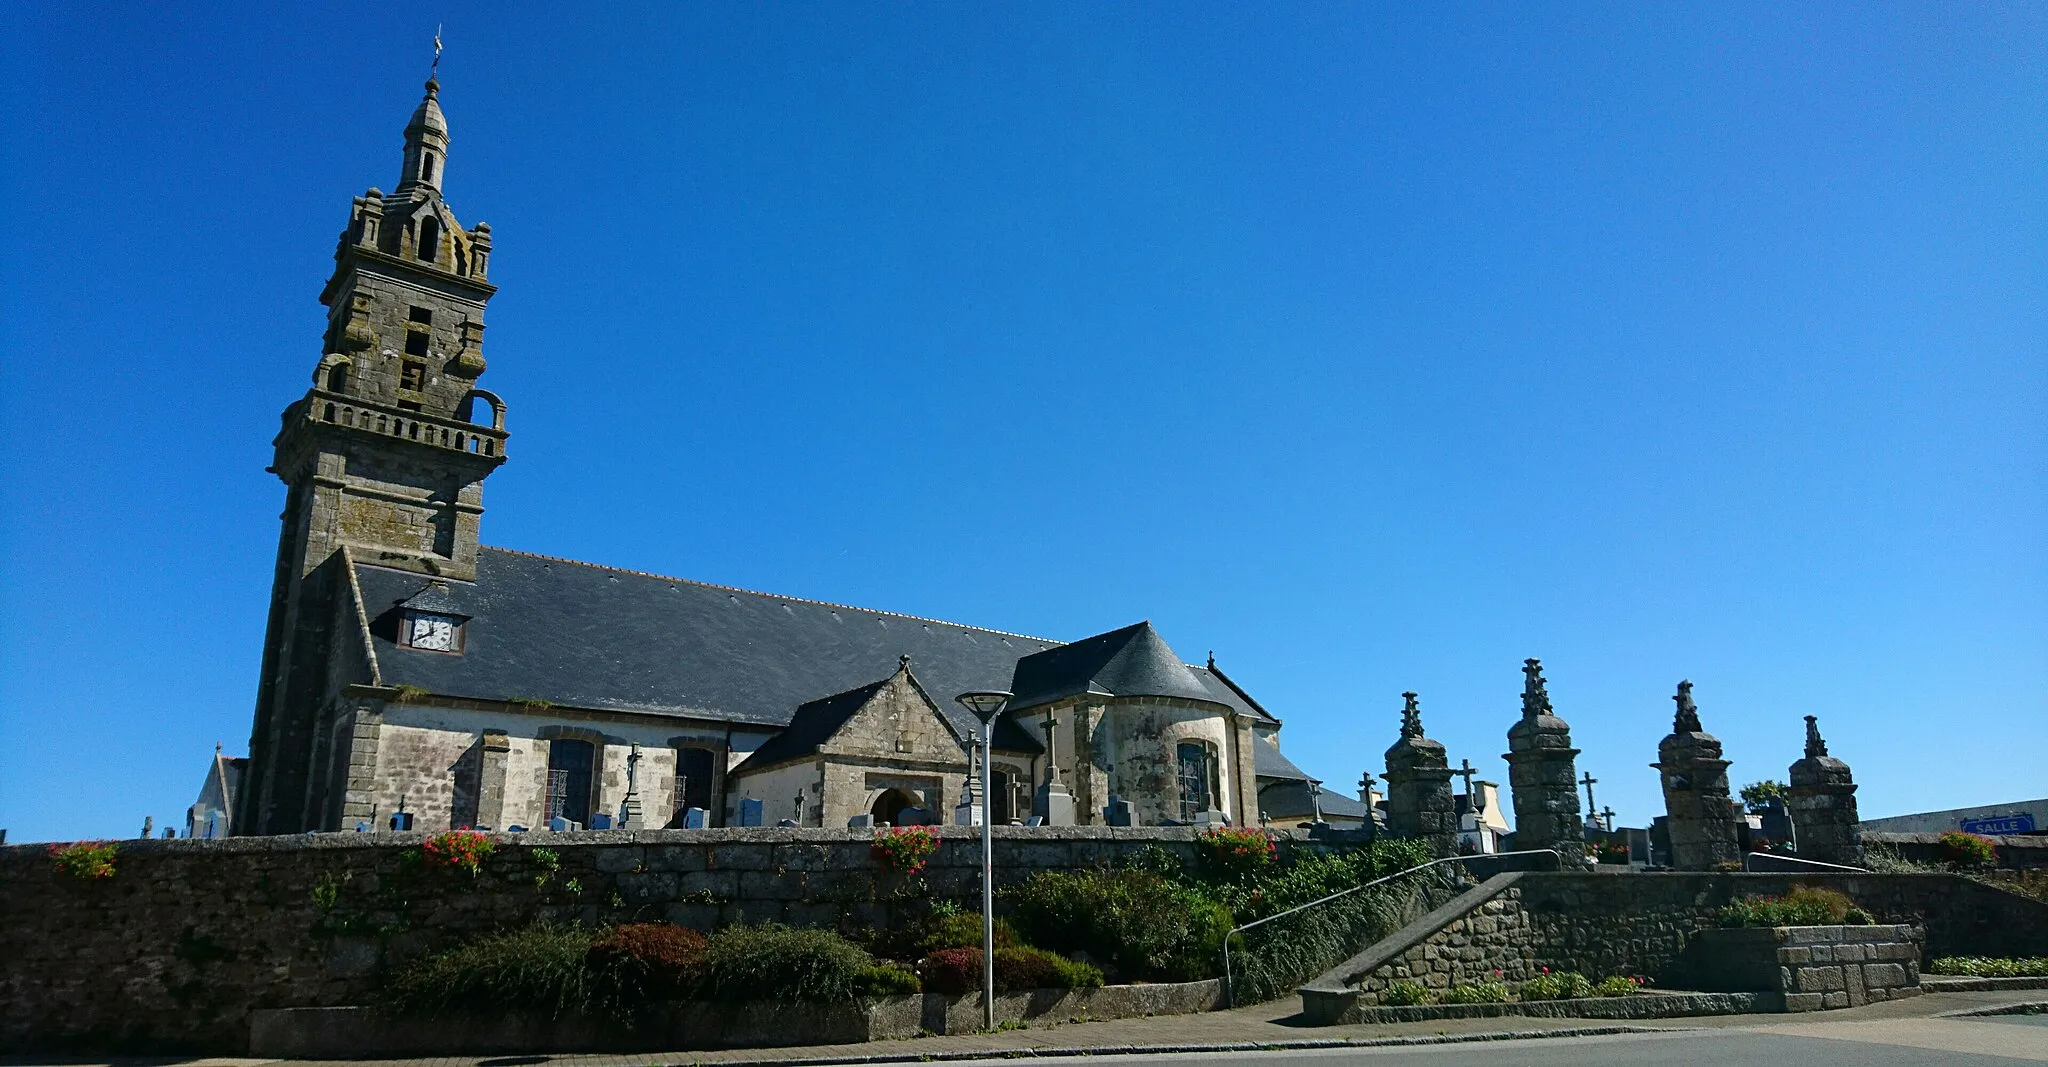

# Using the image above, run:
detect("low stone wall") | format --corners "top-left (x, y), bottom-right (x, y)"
top-left (0, 826), bottom-right (1219, 1054)
top-left (1865, 832), bottom-right (2048, 871)
top-left (248, 981), bottom-right (1226, 1057)
top-left (1689, 925), bottom-right (1920, 1011)
top-left (1300, 870), bottom-right (2048, 1023)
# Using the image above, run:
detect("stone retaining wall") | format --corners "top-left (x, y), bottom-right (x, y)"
top-left (0, 826), bottom-right (1216, 1054)
top-left (1689, 925), bottom-right (1920, 1011)
top-left (1301, 870), bottom-right (2048, 1022)
top-left (1864, 832), bottom-right (2048, 871)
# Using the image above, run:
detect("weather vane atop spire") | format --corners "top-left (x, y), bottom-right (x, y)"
top-left (430, 25), bottom-right (443, 82)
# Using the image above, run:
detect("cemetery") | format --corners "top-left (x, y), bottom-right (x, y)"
top-left (5, 680), bottom-right (2047, 1058)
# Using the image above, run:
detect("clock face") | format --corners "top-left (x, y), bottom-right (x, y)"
top-left (409, 613), bottom-right (458, 651)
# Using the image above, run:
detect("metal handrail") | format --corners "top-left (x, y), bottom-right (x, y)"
top-left (1742, 851), bottom-right (1868, 873)
top-left (1220, 848), bottom-right (1562, 1007)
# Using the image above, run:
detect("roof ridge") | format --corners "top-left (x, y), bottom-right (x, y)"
top-left (475, 545), bottom-right (1063, 644)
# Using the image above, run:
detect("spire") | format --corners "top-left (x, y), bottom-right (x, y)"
top-left (398, 74), bottom-right (450, 197)
top-left (1521, 658), bottom-right (1553, 719)
top-left (1672, 680), bottom-right (1702, 733)
top-left (1804, 715), bottom-right (1829, 758)
top-left (1399, 691), bottom-right (1424, 739)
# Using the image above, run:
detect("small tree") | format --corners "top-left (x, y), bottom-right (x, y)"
top-left (1739, 780), bottom-right (1789, 814)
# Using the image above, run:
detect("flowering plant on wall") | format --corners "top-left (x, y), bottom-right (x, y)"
top-left (49, 840), bottom-right (118, 880)
top-left (1195, 825), bottom-right (1277, 880)
top-left (421, 830), bottom-right (497, 876)
top-left (1937, 831), bottom-right (1997, 868)
top-left (870, 826), bottom-right (939, 875)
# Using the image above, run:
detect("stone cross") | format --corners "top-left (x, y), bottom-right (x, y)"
top-left (626, 744), bottom-right (641, 795)
top-left (1673, 680), bottom-right (1702, 733)
top-left (1308, 779), bottom-right (1324, 823)
top-left (792, 792), bottom-right (805, 824)
top-left (1804, 715), bottom-right (1829, 758)
top-left (1521, 658), bottom-right (1553, 718)
top-left (1399, 691), bottom-right (1424, 738)
top-left (1454, 758), bottom-right (1480, 811)
top-left (1580, 771), bottom-right (1599, 817)
top-left (1601, 805), bottom-right (1616, 832)
top-left (140, 816), bottom-right (152, 840)
top-left (1040, 714), bottom-right (1062, 786)
top-left (1357, 770), bottom-right (1376, 804)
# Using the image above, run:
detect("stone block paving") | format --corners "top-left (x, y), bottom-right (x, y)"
top-left (23, 990), bottom-right (2040, 1067)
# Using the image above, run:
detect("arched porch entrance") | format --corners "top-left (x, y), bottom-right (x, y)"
top-left (870, 787), bottom-right (925, 826)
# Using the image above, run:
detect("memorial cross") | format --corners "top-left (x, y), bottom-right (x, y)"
top-left (1579, 771), bottom-right (1598, 816)
top-left (1454, 758), bottom-right (1481, 811)
top-left (1039, 714), bottom-right (1061, 786)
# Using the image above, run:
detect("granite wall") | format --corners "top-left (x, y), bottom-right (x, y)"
top-left (1301, 869), bottom-right (2048, 1016)
top-left (0, 826), bottom-right (1214, 1055)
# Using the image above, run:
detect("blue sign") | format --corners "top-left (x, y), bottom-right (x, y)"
top-left (1960, 813), bottom-right (2036, 836)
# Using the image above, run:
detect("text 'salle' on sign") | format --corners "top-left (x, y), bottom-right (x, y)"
top-left (1959, 813), bottom-right (2037, 836)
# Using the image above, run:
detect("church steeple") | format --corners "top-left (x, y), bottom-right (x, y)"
top-left (397, 78), bottom-right (450, 198)
top-left (244, 71), bottom-right (511, 836)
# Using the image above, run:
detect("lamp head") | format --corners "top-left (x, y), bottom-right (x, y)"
top-left (954, 690), bottom-right (1012, 724)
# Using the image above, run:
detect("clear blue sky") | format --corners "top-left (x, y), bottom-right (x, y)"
top-left (2, 5), bottom-right (2042, 844)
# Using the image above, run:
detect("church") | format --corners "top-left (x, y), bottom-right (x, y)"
top-left (235, 77), bottom-right (1336, 836)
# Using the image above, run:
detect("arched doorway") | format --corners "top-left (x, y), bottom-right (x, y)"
top-left (871, 788), bottom-right (924, 826)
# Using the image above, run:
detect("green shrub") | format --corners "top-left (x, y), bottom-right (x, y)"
top-left (1520, 970), bottom-right (1594, 1000)
top-left (1843, 906), bottom-right (1873, 925)
top-left (698, 923), bottom-right (886, 1002)
top-left (384, 924), bottom-right (598, 1018)
top-left (1593, 975), bottom-right (1643, 997)
top-left (997, 946), bottom-right (1105, 991)
top-left (1442, 980), bottom-right (1511, 1003)
top-left (1005, 868), bottom-right (1230, 982)
top-left (903, 910), bottom-right (1020, 957)
top-left (1927, 957), bottom-right (2048, 978)
top-left (1938, 831), bottom-right (1998, 868)
top-left (1717, 885), bottom-right (1862, 927)
top-left (858, 962), bottom-right (922, 995)
top-left (1381, 980), bottom-right (1434, 1005)
top-left (585, 923), bottom-right (708, 1010)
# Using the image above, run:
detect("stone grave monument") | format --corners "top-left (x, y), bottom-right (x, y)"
top-left (1789, 715), bottom-right (1864, 866)
top-left (1503, 658), bottom-right (1590, 866)
top-left (1652, 680), bottom-right (1743, 870)
top-left (1383, 691), bottom-right (1458, 856)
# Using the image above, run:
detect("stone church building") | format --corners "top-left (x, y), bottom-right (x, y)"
top-left (236, 78), bottom-right (1323, 836)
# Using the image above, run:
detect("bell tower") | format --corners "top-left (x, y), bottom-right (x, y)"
top-left (241, 76), bottom-right (508, 834)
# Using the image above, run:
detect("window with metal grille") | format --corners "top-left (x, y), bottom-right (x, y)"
top-left (1177, 741), bottom-right (1214, 822)
top-left (545, 739), bottom-right (594, 824)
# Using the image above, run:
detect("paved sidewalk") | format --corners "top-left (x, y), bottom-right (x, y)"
top-left (13, 991), bottom-right (2044, 1067)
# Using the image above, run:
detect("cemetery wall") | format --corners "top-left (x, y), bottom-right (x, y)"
top-left (0, 827), bottom-right (1211, 1055)
top-left (1304, 870), bottom-right (2048, 1014)
top-left (1863, 831), bottom-right (2048, 870)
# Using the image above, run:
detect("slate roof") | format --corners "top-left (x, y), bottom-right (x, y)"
top-left (354, 547), bottom-right (1277, 751)
top-left (728, 677), bottom-right (895, 775)
top-left (1254, 737), bottom-right (1312, 781)
top-left (353, 547), bottom-right (1057, 746)
top-left (1258, 780), bottom-right (1372, 823)
top-left (1007, 621), bottom-right (1272, 722)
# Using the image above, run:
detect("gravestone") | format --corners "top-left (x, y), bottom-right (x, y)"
top-left (736, 797), bottom-right (765, 828)
top-left (681, 807), bottom-right (710, 829)
top-left (1033, 713), bottom-right (1079, 826)
top-left (846, 813), bottom-right (874, 828)
top-left (1384, 691), bottom-right (1458, 856)
top-left (1103, 795), bottom-right (1137, 827)
top-left (897, 807), bottom-right (929, 826)
top-left (1503, 659), bottom-right (1590, 866)
top-left (775, 819), bottom-right (797, 827)
top-left (389, 811), bottom-right (414, 832)
top-left (506, 824), bottom-right (529, 833)
top-left (1194, 809), bottom-right (1230, 827)
top-left (588, 813), bottom-right (613, 830)
top-left (547, 816), bottom-right (582, 832)
top-left (1789, 715), bottom-right (1864, 866)
top-left (1652, 680), bottom-right (1743, 870)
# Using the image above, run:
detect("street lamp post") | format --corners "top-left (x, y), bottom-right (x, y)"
top-left (955, 690), bottom-right (1011, 1032)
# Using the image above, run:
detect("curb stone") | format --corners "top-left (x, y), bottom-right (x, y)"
top-left (626, 1026), bottom-right (1682, 1066)
top-left (1934, 1001), bottom-right (2048, 1018)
